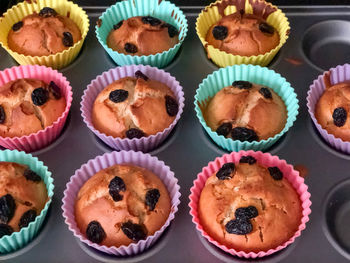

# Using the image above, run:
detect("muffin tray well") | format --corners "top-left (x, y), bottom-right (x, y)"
top-left (1, 4), bottom-right (350, 263)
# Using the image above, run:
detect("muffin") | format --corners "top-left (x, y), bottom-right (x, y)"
top-left (199, 155), bottom-right (301, 252)
top-left (315, 82), bottom-right (350, 141)
top-left (0, 78), bottom-right (66, 138)
top-left (203, 80), bottom-right (287, 142)
top-left (92, 70), bottom-right (179, 139)
top-left (107, 16), bottom-right (179, 56)
top-left (0, 162), bottom-right (48, 237)
top-left (75, 164), bottom-right (171, 247)
top-left (7, 7), bottom-right (82, 57)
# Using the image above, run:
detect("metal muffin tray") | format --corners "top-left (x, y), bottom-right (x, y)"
top-left (1, 4), bottom-right (350, 263)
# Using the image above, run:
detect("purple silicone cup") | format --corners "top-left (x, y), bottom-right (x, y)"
top-left (61, 150), bottom-right (181, 256)
top-left (307, 63), bottom-right (350, 154)
top-left (81, 65), bottom-right (185, 152)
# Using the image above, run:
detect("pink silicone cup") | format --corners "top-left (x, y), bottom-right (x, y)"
top-left (307, 63), bottom-right (350, 154)
top-left (0, 65), bottom-right (73, 152)
top-left (188, 150), bottom-right (312, 258)
top-left (61, 150), bottom-right (181, 256)
top-left (80, 65), bottom-right (185, 152)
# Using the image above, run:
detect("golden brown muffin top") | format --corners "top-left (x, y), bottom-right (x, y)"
top-left (204, 81), bottom-right (286, 141)
top-left (0, 78), bottom-right (66, 138)
top-left (75, 164), bottom-right (171, 247)
top-left (107, 16), bottom-right (179, 56)
top-left (7, 7), bottom-right (82, 56)
top-left (199, 156), bottom-right (301, 252)
top-left (0, 162), bottom-right (48, 236)
top-left (92, 71), bottom-right (179, 139)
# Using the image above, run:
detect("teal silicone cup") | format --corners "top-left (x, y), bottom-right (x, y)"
top-left (0, 150), bottom-right (54, 254)
top-left (194, 64), bottom-right (299, 152)
top-left (95, 0), bottom-right (188, 68)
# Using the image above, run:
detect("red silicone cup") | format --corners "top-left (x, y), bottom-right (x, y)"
top-left (0, 65), bottom-right (73, 152)
top-left (80, 64), bottom-right (185, 152)
top-left (62, 150), bottom-right (181, 256)
top-left (188, 150), bottom-right (312, 258)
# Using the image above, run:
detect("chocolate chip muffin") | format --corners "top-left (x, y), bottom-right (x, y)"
top-left (199, 156), bottom-right (301, 252)
top-left (75, 164), bottom-right (171, 247)
top-left (203, 81), bottom-right (287, 142)
top-left (0, 78), bottom-right (66, 138)
top-left (206, 12), bottom-right (279, 57)
top-left (7, 7), bottom-right (82, 56)
top-left (92, 70), bottom-right (179, 139)
top-left (0, 162), bottom-right (48, 237)
top-left (107, 16), bottom-right (179, 56)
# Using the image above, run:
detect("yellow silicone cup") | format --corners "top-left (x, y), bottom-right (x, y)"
top-left (0, 0), bottom-right (89, 69)
top-left (196, 0), bottom-right (290, 67)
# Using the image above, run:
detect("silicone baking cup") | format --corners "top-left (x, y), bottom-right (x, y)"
top-left (81, 64), bottom-right (184, 152)
top-left (0, 65), bottom-right (73, 152)
top-left (307, 63), bottom-right (350, 154)
top-left (62, 150), bottom-right (180, 256)
top-left (196, 0), bottom-right (290, 67)
top-left (189, 150), bottom-right (311, 258)
top-left (95, 0), bottom-right (188, 68)
top-left (194, 64), bottom-right (299, 152)
top-left (0, 0), bottom-right (89, 69)
top-left (0, 149), bottom-right (54, 254)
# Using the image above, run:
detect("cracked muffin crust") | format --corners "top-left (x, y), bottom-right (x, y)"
top-left (7, 7), bottom-right (81, 57)
top-left (75, 164), bottom-right (171, 247)
top-left (92, 71), bottom-right (178, 139)
top-left (107, 16), bottom-right (179, 56)
top-left (206, 12), bottom-right (280, 57)
top-left (0, 78), bottom-right (66, 138)
top-left (0, 162), bottom-right (48, 236)
top-left (199, 157), bottom-right (301, 252)
top-left (203, 81), bottom-right (287, 141)
top-left (315, 82), bottom-right (350, 141)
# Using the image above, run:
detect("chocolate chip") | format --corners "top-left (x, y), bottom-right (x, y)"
top-left (124, 43), bottom-right (138, 54)
top-left (259, 87), bottom-right (272, 99)
top-left (86, 221), bottom-right (106, 244)
top-left (23, 169), bottom-right (41, 182)
top-left (12, 21), bottom-right (23, 32)
top-left (0, 194), bottom-right (16, 224)
top-left (239, 156), bottom-right (257, 165)
top-left (216, 123), bottom-right (232, 137)
top-left (216, 162), bottom-right (235, 180)
top-left (259, 22), bottom-right (275, 35)
top-left (141, 16), bottom-right (161, 26)
top-left (212, 25), bottom-right (228, 40)
top-left (109, 89), bottom-right (128, 103)
top-left (333, 107), bottom-right (347, 127)
top-left (62, 32), bottom-right (73, 47)
top-left (145, 189), bottom-right (160, 211)
top-left (96, 19), bottom-right (102, 27)
top-left (113, 20), bottom-right (123, 30)
top-left (225, 218), bottom-right (253, 235)
top-left (268, 166), bottom-right (283, 180)
top-left (31, 87), bottom-right (49, 106)
top-left (165, 95), bottom-right (178, 117)
top-left (39, 7), bottom-right (57, 18)
top-left (235, 206), bottom-right (258, 220)
top-left (135, 70), bottom-right (148, 81)
top-left (232, 81), bottom-right (252, 90)
top-left (231, 127), bottom-right (258, 142)
top-left (18, 209), bottom-right (36, 228)
top-left (163, 23), bottom-right (179, 38)
top-left (121, 221), bottom-right (147, 242)
top-left (0, 224), bottom-right (13, 238)
top-left (108, 176), bottom-right (126, 202)
top-left (0, 106), bottom-right (5, 124)
top-left (48, 81), bottom-right (61, 100)
top-left (126, 128), bottom-right (145, 139)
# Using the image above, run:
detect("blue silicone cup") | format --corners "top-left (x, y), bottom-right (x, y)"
top-left (95, 0), bottom-right (188, 68)
top-left (0, 150), bottom-right (54, 254)
top-left (194, 64), bottom-right (299, 152)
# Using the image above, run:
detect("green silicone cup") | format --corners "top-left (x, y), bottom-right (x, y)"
top-left (0, 150), bottom-right (54, 254)
top-left (95, 0), bottom-right (188, 68)
top-left (194, 64), bottom-right (299, 152)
